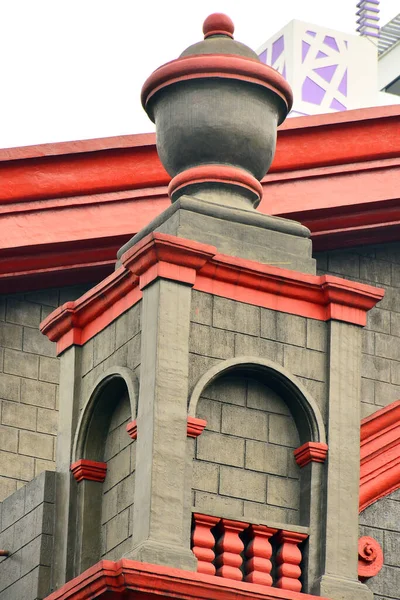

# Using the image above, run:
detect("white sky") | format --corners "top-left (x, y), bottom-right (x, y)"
top-left (0, 0), bottom-right (399, 149)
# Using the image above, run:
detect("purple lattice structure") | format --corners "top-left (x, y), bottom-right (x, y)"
top-left (356, 0), bottom-right (380, 38)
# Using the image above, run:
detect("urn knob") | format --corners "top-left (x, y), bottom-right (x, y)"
top-left (141, 14), bottom-right (292, 209)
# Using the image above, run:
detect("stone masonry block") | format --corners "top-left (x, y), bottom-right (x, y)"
top-left (0, 323), bottom-right (22, 350)
top-left (0, 426), bottom-right (18, 453)
top-left (391, 312), bottom-right (400, 337)
top-left (375, 381), bottom-right (400, 407)
top-left (261, 310), bottom-right (307, 348)
top-left (36, 408), bottom-right (58, 435)
top-left (328, 251), bottom-right (360, 278)
top-left (22, 327), bottom-right (56, 358)
top-left (0, 451), bottom-right (34, 482)
top-left (0, 374), bottom-right (20, 402)
top-left (366, 564), bottom-right (400, 597)
top-left (24, 288), bottom-right (59, 307)
top-left (24, 471), bottom-right (55, 514)
top-left (221, 404), bottom-right (268, 441)
top-left (307, 319), bottom-right (328, 352)
top-left (38, 356), bottom-right (59, 384)
top-left (109, 397), bottom-right (131, 432)
top-left (360, 402), bottom-right (377, 419)
top-left (191, 291), bottom-right (212, 326)
top-left (196, 431), bottom-right (245, 467)
top-left (361, 354), bottom-right (391, 383)
top-left (19, 431), bottom-right (54, 460)
top-left (102, 536), bottom-right (132, 562)
top-left (20, 379), bottom-right (56, 409)
top-left (269, 414), bottom-right (299, 447)
top-left (81, 340), bottom-right (94, 376)
top-left (234, 334), bottom-right (284, 365)
top-left (360, 257), bottom-right (391, 285)
top-left (297, 377), bottom-right (327, 415)
top-left (6, 299), bottom-right (41, 328)
top-left (105, 507), bottom-right (129, 553)
top-left (190, 323), bottom-right (234, 360)
top-left (189, 354), bottom-right (220, 393)
top-left (0, 477), bottom-right (17, 502)
top-left (366, 308), bottom-right (390, 334)
top-left (103, 344), bottom-right (129, 372)
top-left (192, 460), bottom-right (219, 493)
top-left (213, 297), bottom-right (260, 336)
top-left (246, 378), bottom-right (290, 415)
top-left (267, 475), bottom-right (300, 510)
top-left (361, 377), bottom-right (375, 404)
top-left (243, 501), bottom-right (288, 525)
top-left (93, 323), bottom-right (116, 367)
top-left (194, 491), bottom-right (244, 519)
top-left (127, 333), bottom-right (141, 370)
top-left (390, 363), bottom-right (400, 386)
top-left (359, 497), bottom-right (400, 531)
top-left (245, 439), bottom-right (288, 476)
top-left (375, 332), bottom-right (400, 361)
top-left (196, 398), bottom-right (221, 432)
top-left (102, 487), bottom-right (118, 524)
top-left (4, 349), bottom-right (39, 380)
top-left (203, 375), bottom-right (247, 406)
top-left (283, 345), bottom-right (326, 382)
top-left (115, 305), bottom-right (140, 350)
top-left (1, 485), bottom-right (25, 529)
top-left (220, 466), bottom-right (266, 503)
top-left (103, 446), bottom-right (131, 492)
top-left (116, 475), bottom-right (135, 514)
top-left (384, 530), bottom-right (400, 567)
top-left (0, 551), bottom-right (21, 593)
top-left (361, 330), bottom-right (375, 355)
top-left (378, 286), bottom-right (399, 313)
top-left (34, 459), bottom-right (55, 477)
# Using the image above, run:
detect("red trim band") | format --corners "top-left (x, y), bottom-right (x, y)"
top-left (70, 459), bottom-right (107, 483)
top-left (168, 165), bottom-right (263, 202)
top-left (126, 421), bottom-right (137, 440)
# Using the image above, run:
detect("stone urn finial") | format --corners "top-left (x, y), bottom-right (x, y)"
top-left (141, 14), bottom-right (293, 210)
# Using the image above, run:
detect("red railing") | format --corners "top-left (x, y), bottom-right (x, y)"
top-left (191, 513), bottom-right (308, 592)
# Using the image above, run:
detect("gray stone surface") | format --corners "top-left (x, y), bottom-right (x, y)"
top-left (0, 471), bottom-right (55, 600)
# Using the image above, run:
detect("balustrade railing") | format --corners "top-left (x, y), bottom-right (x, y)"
top-left (191, 513), bottom-right (308, 592)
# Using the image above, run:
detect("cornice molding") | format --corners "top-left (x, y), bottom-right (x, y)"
top-left (294, 442), bottom-right (328, 468)
top-left (70, 459), bottom-right (107, 483)
top-left (359, 400), bottom-right (400, 512)
top-left (40, 232), bottom-right (383, 356)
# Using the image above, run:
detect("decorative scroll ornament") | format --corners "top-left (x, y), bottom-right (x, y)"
top-left (358, 536), bottom-right (383, 581)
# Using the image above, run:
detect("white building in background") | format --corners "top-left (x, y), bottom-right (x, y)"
top-left (257, 4), bottom-right (400, 116)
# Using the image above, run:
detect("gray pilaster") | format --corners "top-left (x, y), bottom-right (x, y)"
top-left (51, 346), bottom-right (82, 589)
top-left (128, 278), bottom-right (196, 570)
top-left (313, 321), bottom-right (372, 600)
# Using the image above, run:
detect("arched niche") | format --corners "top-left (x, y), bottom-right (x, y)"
top-left (188, 357), bottom-right (326, 528)
top-left (73, 366), bottom-right (139, 573)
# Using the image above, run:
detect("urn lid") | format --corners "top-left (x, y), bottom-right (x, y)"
top-left (141, 13), bottom-right (293, 124)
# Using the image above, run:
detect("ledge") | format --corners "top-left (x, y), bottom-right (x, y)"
top-left (359, 399), bottom-right (400, 512)
top-left (44, 558), bottom-right (329, 600)
top-left (40, 232), bottom-right (384, 355)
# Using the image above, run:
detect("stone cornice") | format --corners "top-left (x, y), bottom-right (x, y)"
top-left (40, 232), bottom-right (383, 356)
top-left (359, 400), bottom-right (400, 512)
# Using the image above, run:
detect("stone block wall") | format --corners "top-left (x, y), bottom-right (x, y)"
top-left (0, 285), bottom-right (90, 502)
top-left (0, 470), bottom-right (55, 600)
top-left (193, 373), bottom-right (301, 525)
top-left (101, 392), bottom-right (136, 560)
top-left (359, 490), bottom-right (400, 599)
top-left (316, 242), bottom-right (400, 420)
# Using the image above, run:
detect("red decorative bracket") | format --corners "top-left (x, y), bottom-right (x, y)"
top-left (192, 513), bottom-right (219, 575)
top-left (275, 530), bottom-right (308, 592)
top-left (187, 417), bottom-right (207, 438)
top-left (358, 536), bottom-right (384, 581)
top-left (70, 459), bottom-right (107, 483)
top-left (294, 441), bottom-right (328, 468)
top-left (126, 420), bottom-right (138, 440)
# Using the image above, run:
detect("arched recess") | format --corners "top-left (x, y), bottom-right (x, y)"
top-left (188, 356), bottom-right (326, 446)
top-left (73, 366), bottom-right (139, 574)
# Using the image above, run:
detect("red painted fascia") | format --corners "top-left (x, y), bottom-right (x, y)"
top-left (40, 232), bottom-right (384, 356)
top-left (43, 558), bottom-right (329, 600)
top-left (359, 400), bottom-right (400, 512)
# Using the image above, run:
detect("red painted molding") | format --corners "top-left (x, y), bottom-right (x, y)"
top-left (43, 558), bottom-right (329, 600)
top-left (126, 421), bottom-right (137, 440)
top-left (358, 536), bottom-right (383, 581)
top-left (359, 399), bottom-right (400, 512)
top-left (41, 232), bottom-right (383, 355)
top-left (187, 417), bottom-right (207, 438)
top-left (293, 442), bottom-right (328, 468)
top-left (70, 459), bottom-right (107, 483)
top-left (1, 106), bottom-right (399, 293)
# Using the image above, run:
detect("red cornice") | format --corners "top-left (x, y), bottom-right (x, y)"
top-left (359, 400), bottom-right (400, 512)
top-left (43, 558), bottom-right (329, 600)
top-left (293, 442), bottom-right (328, 468)
top-left (40, 232), bottom-right (383, 356)
top-left (1, 106), bottom-right (399, 292)
top-left (70, 459), bottom-right (107, 483)
top-left (187, 417), bottom-right (207, 438)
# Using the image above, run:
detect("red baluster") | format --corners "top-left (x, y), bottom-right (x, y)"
top-left (215, 518), bottom-right (247, 581)
top-left (192, 513), bottom-right (219, 575)
top-left (244, 524), bottom-right (277, 586)
top-left (275, 530), bottom-right (308, 592)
